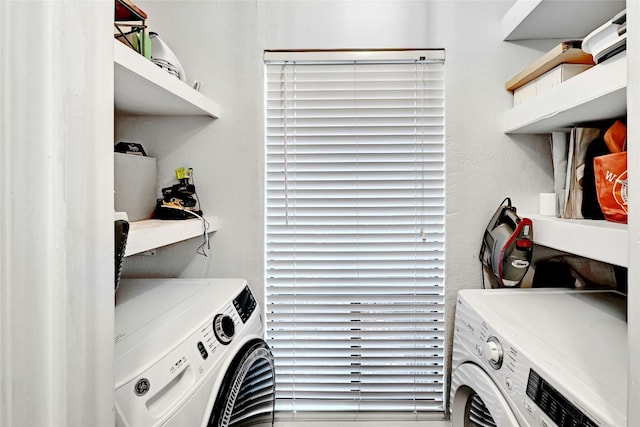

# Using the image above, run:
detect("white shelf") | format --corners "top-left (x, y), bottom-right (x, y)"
top-left (502, 0), bottom-right (625, 41)
top-left (503, 52), bottom-right (627, 134)
top-left (114, 40), bottom-right (220, 117)
top-left (528, 214), bottom-right (628, 267)
top-left (125, 216), bottom-right (220, 256)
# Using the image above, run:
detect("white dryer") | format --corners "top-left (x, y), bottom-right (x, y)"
top-left (449, 288), bottom-right (627, 427)
top-left (115, 278), bottom-right (275, 427)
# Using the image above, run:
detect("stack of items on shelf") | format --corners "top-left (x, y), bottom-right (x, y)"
top-left (153, 167), bottom-right (204, 221)
top-left (582, 9), bottom-right (627, 64)
top-left (114, 0), bottom-right (150, 58)
top-left (551, 120), bottom-right (627, 223)
top-left (506, 40), bottom-right (594, 106)
top-left (113, 0), bottom-right (189, 82)
top-left (506, 8), bottom-right (626, 106)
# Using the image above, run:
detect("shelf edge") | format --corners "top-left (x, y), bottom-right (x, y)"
top-left (501, 0), bottom-right (542, 40)
top-left (114, 39), bottom-right (220, 117)
top-left (125, 216), bottom-right (220, 256)
top-left (527, 214), bottom-right (628, 267)
top-left (502, 0), bottom-right (626, 41)
top-left (503, 53), bottom-right (627, 134)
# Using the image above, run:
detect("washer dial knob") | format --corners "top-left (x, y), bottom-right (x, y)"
top-left (485, 336), bottom-right (503, 369)
top-left (213, 314), bottom-right (235, 345)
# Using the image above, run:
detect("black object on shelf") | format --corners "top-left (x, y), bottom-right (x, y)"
top-left (114, 216), bottom-right (130, 291)
top-left (114, 141), bottom-right (147, 156)
top-left (153, 168), bottom-right (203, 220)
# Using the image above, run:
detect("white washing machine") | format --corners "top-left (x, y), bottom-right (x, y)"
top-left (449, 288), bottom-right (627, 427)
top-left (115, 278), bottom-right (275, 427)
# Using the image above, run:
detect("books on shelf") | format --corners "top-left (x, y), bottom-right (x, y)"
top-left (554, 122), bottom-right (627, 222)
top-left (562, 127), bottom-right (601, 219)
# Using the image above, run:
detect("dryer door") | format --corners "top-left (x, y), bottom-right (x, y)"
top-left (450, 363), bottom-right (520, 427)
top-left (209, 340), bottom-right (275, 427)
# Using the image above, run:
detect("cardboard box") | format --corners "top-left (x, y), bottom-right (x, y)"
top-left (506, 40), bottom-right (594, 92)
top-left (513, 63), bottom-right (593, 106)
top-left (114, 153), bottom-right (158, 222)
top-left (512, 79), bottom-right (537, 106)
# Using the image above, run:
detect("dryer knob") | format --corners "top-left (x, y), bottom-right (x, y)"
top-left (214, 314), bottom-right (235, 345)
top-left (485, 336), bottom-right (503, 369)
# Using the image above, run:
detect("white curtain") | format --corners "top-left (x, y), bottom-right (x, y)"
top-left (0, 2), bottom-right (114, 425)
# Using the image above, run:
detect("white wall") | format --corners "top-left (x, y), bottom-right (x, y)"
top-left (119, 0), bottom-right (554, 386)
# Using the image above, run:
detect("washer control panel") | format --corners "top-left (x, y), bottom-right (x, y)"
top-left (527, 369), bottom-right (598, 427)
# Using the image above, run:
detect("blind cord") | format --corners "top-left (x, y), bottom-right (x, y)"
top-left (283, 64), bottom-right (290, 225)
top-left (421, 60), bottom-right (428, 241)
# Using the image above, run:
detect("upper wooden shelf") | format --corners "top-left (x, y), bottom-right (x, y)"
top-left (114, 39), bottom-right (220, 117)
top-left (503, 52), bottom-right (626, 134)
top-left (501, 0), bottom-right (625, 41)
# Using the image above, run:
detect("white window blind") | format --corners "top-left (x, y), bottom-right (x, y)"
top-left (264, 50), bottom-right (446, 415)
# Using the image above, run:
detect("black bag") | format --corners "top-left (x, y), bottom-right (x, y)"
top-left (581, 135), bottom-right (608, 219)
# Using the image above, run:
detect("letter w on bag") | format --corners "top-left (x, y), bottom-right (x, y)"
top-left (605, 170), bottom-right (618, 182)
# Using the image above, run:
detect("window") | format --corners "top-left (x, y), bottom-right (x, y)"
top-left (264, 50), bottom-right (445, 416)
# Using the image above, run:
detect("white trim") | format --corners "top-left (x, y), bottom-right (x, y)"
top-left (626, 3), bottom-right (640, 426)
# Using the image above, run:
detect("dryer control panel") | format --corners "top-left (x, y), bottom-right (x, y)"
top-left (233, 284), bottom-right (257, 323)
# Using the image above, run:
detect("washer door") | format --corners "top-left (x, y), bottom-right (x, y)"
top-left (450, 363), bottom-right (519, 427)
top-left (209, 340), bottom-right (275, 427)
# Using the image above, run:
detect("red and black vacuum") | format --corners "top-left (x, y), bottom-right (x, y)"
top-left (479, 197), bottom-right (533, 288)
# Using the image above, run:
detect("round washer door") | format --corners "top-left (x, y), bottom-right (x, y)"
top-left (450, 363), bottom-right (519, 427)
